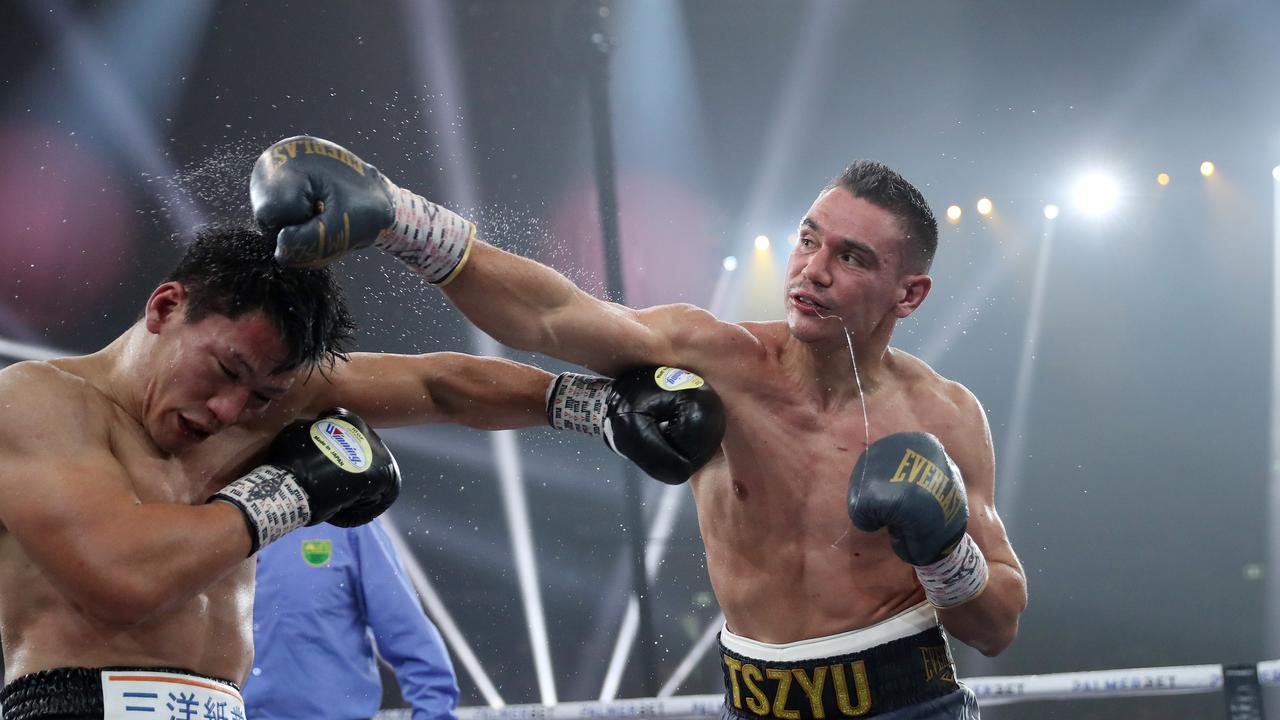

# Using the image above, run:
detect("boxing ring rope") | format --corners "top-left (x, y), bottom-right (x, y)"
top-left (370, 659), bottom-right (1280, 719)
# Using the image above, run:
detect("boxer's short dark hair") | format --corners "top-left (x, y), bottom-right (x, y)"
top-left (826, 161), bottom-right (938, 274)
top-left (165, 226), bottom-right (355, 373)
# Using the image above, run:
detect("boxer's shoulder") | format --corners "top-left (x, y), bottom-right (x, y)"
top-left (0, 360), bottom-right (113, 450)
top-left (887, 348), bottom-right (976, 410)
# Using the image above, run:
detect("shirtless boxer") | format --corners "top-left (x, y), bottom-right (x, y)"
top-left (252, 135), bottom-right (1029, 718)
top-left (0, 226), bottom-right (724, 719)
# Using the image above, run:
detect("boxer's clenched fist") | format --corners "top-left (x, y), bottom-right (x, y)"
top-left (251, 135), bottom-right (474, 284)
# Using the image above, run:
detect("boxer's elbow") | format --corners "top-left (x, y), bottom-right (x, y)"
top-left (943, 588), bottom-right (1026, 657)
top-left (971, 622), bottom-right (1019, 657)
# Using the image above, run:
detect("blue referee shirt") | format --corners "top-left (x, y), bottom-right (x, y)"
top-left (244, 519), bottom-right (459, 720)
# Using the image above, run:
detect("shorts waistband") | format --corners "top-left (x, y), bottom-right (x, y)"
top-left (0, 667), bottom-right (240, 720)
top-left (720, 602), bottom-right (939, 662)
top-left (718, 609), bottom-right (958, 720)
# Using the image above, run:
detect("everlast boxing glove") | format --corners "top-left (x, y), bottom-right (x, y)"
top-left (250, 135), bottom-right (473, 284)
top-left (212, 408), bottom-right (401, 555)
top-left (548, 366), bottom-right (726, 485)
top-left (848, 431), bottom-right (988, 607)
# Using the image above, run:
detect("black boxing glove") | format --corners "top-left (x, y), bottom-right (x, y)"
top-left (212, 408), bottom-right (402, 555)
top-left (548, 367), bottom-right (726, 484)
top-left (250, 135), bottom-right (474, 283)
top-left (848, 431), bottom-right (988, 607)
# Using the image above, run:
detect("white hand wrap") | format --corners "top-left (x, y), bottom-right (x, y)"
top-left (914, 532), bottom-right (989, 608)
top-left (374, 182), bottom-right (475, 285)
top-left (212, 465), bottom-right (312, 555)
top-left (546, 372), bottom-right (614, 446)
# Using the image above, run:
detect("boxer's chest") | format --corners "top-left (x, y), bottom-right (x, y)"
top-left (110, 422), bottom-right (273, 504)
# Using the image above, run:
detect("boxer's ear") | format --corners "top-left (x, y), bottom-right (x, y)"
top-left (893, 274), bottom-right (931, 319)
top-left (144, 282), bottom-right (188, 333)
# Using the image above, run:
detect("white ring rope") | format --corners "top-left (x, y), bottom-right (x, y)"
top-left (369, 659), bottom-right (1280, 719)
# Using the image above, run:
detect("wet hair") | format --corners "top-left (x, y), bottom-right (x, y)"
top-left (164, 226), bottom-right (355, 373)
top-left (825, 161), bottom-right (938, 274)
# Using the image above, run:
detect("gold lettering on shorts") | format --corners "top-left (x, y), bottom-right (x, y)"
top-left (723, 655), bottom-right (744, 710)
top-left (742, 664), bottom-right (770, 716)
top-left (791, 666), bottom-right (828, 719)
top-left (765, 669), bottom-right (799, 720)
top-left (831, 661), bottom-right (871, 716)
top-left (920, 645), bottom-right (955, 684)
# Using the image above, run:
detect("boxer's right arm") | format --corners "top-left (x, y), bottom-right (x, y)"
top-left (251, 135), bottom-right (751, 376)
top-left (442, 241), bottom-right (741, 376)
top-left (0, 368), bottom-right (252, 624)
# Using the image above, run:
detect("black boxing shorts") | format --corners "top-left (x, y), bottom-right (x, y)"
top-left (719, 603), bottom-right (979, 719)
top-left (0, 667), bottom-right (244, 720)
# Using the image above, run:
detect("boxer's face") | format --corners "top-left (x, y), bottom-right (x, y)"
top-left (144, 292), bottom-right (296, 454)
top-left (784, 188), bottom-right (928, 345)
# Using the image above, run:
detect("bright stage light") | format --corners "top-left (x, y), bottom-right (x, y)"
top-left (1072, 172), bottom-right (1120, 217)
top-left (1157, 173), bottom-right (1170, 186)
top-left (1273, 166), bottom-right (1280, 181)
top-left (723, 256), bottom-right (738, 272)
top-left (945, 205), bottom-right (962, 223)
top-left (754, 235), bottom-right (770, 251)
top-left (1200, 161), bottom-right (1215, 177)
top-left (976, 197), bottom-right (993, 216)
top-left (1043, 204), bottom-right (1060, 220)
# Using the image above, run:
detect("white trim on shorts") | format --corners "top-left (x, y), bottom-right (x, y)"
top-left (720, 602), bottom-right (939, 662)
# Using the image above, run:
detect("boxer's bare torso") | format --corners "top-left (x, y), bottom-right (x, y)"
top-left (691, 322), bottom-right (984, 643)
top-left (0, 356), bottom-right (300, 685)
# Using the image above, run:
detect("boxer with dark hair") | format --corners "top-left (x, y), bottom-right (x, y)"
top-left (0, 226), bottom-right (724, 719)
top-left (253, 136), bottom-right (1028, 719)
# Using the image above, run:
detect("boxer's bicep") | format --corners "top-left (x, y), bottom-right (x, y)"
top-left (941, 387), bottom-right (1023, 580)
top-left (565, 302), bottom-right (754, 379)
top-left (0, 390), bottom-right (143, 588)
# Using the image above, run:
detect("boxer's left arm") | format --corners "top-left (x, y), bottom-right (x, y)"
top-left (297, 351), bottom-right (551, 430)
top-left (295, 353), bottom-right (725, 485)
top-left (930, 386), bottom-right (1027, 656)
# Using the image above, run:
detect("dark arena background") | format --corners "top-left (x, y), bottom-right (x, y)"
top-left (2, 1), bottom-right (1280, 719)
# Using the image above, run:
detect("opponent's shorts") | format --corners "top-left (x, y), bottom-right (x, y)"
top-left (0, 667), bottom-right (244, 720)
top-left (719, 603), bottom-right (979, 720)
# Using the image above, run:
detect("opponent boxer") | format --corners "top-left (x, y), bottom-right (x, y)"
top-left (252, 135), bottom-right (1028, 718)
top-left (0, 226), bottom-right (724, 719)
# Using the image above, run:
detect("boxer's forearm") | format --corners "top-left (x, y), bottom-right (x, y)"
top-left (936, 559), bottom-right (1026, 656)
top-left (443, 240), bottom-right (658, 373)
top-left (308, 351), bottom-right (550, 430)
top-left (41, 502), bottom-right (252, 625)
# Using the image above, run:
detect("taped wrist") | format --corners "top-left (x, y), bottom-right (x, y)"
top-left (374, 181), bottom-right (475, 285)
top-left (914, 533), bottom-right (989, 608)
top-left (211, 465), bottom-right (312, 556)
top-left (546, 372), bottom-right (612, 444)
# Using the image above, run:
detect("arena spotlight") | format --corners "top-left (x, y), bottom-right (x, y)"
top-left (1200, 161), bottom-right (1215, 177)
top-left (723, 256), bottom-right (738, 272)
top-left (1043, 204), bottom-right (1060, 220)
top-left (1157, 173), bottom-right (1170, 186)
top-left (1272, 166), bottom-right (1280, 181)
top-left (1071, 172), bottom-right (1121, 217)
top-left (754, 234), bottom-right (770, 251)
top-left (945, 205), bottom-right (962, 223)
top-left (976, 197), bottom-right (993, 216)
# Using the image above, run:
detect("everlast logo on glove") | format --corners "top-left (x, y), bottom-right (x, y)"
top-left (262, 138), bottom-right (367, 179)
top-left (888, 448), bottom-right (964, 525)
